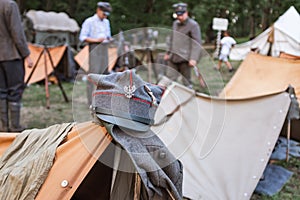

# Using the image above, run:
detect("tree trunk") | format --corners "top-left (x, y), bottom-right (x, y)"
top-left (249, 14), bottom-right (256, 39)
top-left (15, 0), bottom-right (25, 14)
top-left (261, 8), bottom-right (270, 30)
top-left (143, 0), bottom-right (155, 26)
top-left (68, 0), bottom-right (78, 17)
top-left (45, 0), bottom-right (53, 11)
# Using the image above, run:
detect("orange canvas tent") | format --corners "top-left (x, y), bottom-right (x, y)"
top-left (0, 122), bottom-right (113, 199)
top-left (25, 44), bottom-right (67, 84)
top-left (74, 45), bottom-right (118, 73)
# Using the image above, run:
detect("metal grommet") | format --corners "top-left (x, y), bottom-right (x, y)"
top-left (159, 151), bottom-right (166, 159)
top-left (61, 180), bottom-right (69, 188)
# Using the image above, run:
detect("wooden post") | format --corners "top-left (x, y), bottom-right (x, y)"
top-left (45, 47), bottom-right (69, 103)
top-left (286, 119), bottom-right (291, 162)
top-left (44, 49), bottom-right (50, 109)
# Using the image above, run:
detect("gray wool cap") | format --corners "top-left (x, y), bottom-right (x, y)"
top-left (173, 2), bottom-right (187, 16)
top-left (97, 2), bottom-right (112, 16)
top-left (88, 70), bottom-right (165, 132)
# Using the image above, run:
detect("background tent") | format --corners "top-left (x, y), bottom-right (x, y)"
top-left (24, 44), bottom-right (72, 84)
top-left (221, 53), bottom-right (300, 141)
top-left (24, 10), bottom-right (80, 48)
top-left (230, 6), bottom-right (300, 60)
top-left (221, 53), bottom-right (300, 103)
top-left (152, 82), bottom-right (291, 200)
top-left (74, 45), bottom-right (118, 73)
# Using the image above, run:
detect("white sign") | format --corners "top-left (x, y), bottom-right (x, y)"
top-left (212, 18), bottom-right (228, 31)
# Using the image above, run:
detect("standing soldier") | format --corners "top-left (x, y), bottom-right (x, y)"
top-left (164, 2), bottom-right (202, 88)
top-left (0, 0), bottom-right (33, 132)
top-left (79, 2), bottom-right (112, 105)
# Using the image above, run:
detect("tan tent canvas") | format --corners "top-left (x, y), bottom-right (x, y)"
top-left (74, 45), bottom-right (118, 73)
top-left (153, 82), bottom-right (291, 200)
top-left (221, 53), bottom-right (300, 141)
top-left (280, 52), bottom-right (300, 60)
top-left (25, 44), bottom-right (67, 84)
top-left (221, 53), bottom-right (300, 104)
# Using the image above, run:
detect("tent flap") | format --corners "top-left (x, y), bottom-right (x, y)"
top-left (221, 53), bottom-right (300, 105)
top-left (25, 44), bottom-right (67, 84)
top-left (153, 83), bottom-right (291, 199)
top-left (74, 45), bottom-right (118, 73)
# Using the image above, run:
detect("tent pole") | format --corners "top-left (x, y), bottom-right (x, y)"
top-left (25, 49), bottom-right (44, 86)
top-left (43, 48), bottom-right (50, 109)
top-left (286, 119), bottom-right (291, 162)
top-left (45, 47), bottom-right (69, 103)
top-left (139, 43), bottom-right (158, 83)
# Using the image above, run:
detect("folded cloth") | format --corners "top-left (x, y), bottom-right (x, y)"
top-left (255, 164), bottom-right (293, 196)
top-left (271, 136), bottom-right (300, 160)
top-left (0, 123), bottom-right (74, 200)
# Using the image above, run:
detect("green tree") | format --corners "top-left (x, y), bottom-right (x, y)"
top-left (16, 0), bottom-right (300, 42)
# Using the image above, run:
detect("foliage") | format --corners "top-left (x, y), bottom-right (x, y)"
top-left (17, 0), bottom-right (300, 42)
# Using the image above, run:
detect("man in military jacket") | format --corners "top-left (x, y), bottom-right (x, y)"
top-left (0, 0), bottom-right (33, 132)
top-left (164, 2), bottom-right (202, 88)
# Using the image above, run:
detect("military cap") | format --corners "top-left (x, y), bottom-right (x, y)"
top-left (97, 2), bottom-right (112, 16)
top-left (88, 70), bottom-right (165, 132)
top-left (173, 2), bottom-right (187, 16)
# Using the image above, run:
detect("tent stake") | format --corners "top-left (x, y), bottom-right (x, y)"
top-left (286, 119), bottom-right (291, 162)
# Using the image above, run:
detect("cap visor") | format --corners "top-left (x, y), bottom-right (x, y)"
top-left (96, 114), bottom-right (150, 132)
top-left (175, 11), bottom-right (185, 16)
top-left (104, 12), bottom-right (110, 16)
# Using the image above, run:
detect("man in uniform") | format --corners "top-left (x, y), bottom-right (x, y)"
top-left (79, 1), bottom-right (112, 105)
top-left (164, 2), bottom-right (202, 88)
top-left (0, 0), bottom-right (33, 132)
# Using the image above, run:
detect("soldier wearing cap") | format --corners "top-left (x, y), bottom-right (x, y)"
top-left (164, 2), bottom-right (202, 88)
top-left (79, 1), bottom-right (113, 105)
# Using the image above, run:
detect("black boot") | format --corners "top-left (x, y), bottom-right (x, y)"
top-left (8, 101), bottom-right (25, 132)
top-left (0, 99), bottom-right (8, 132)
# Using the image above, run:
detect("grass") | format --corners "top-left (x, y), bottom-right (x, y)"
top-left (21, 56), bottom-right (300, 199)
top-left (22, 81), bottom-right (74, 129)
top-left (251, 158), bottom-right (300, 200)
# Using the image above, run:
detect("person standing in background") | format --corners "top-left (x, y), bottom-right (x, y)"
top-left (164, 2), bottom-right (202, 88)
top-left (216, 31), bottom-right (236, 72)
top-left (79, 1), bottom-right (112, 105)
top-left (0, 0), bottom-right (33, 132)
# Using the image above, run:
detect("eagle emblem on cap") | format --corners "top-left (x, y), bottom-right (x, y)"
top-left (124, 85), bottom-right (136, 98)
